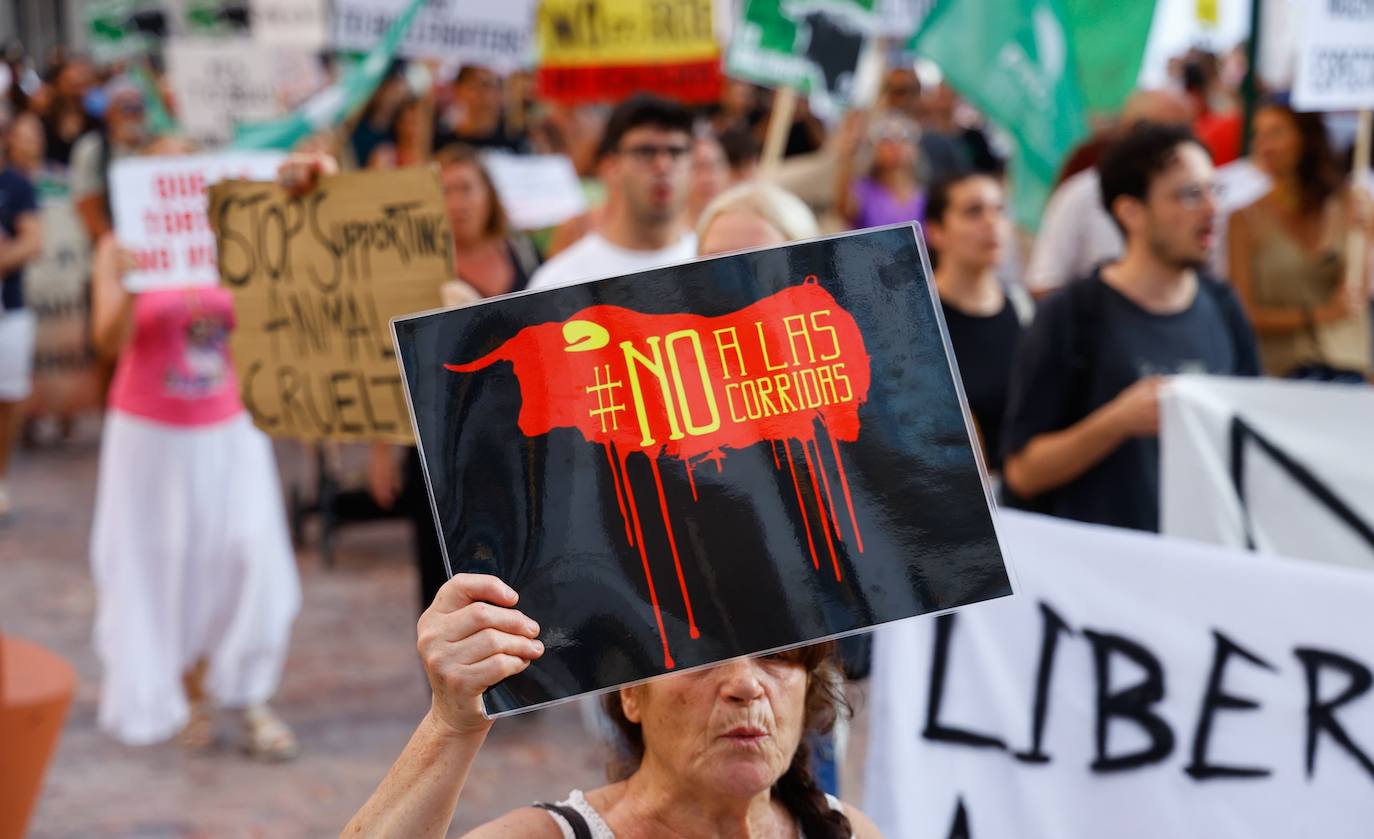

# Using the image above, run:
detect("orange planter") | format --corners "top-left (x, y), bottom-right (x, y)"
top-left (0, 635), bottom-right (75, 839)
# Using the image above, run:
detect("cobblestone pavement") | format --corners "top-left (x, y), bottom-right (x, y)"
top-left (2, 425), bottom-right (870, 838)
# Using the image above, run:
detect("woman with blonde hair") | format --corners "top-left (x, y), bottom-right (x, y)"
top-left (696, 181), bottom-right (821, 255)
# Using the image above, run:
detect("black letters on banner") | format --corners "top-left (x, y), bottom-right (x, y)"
top-left (1185, 630), bottom-right (1276, 780)
top-left (925, 615), bottom-right (1007, 751)
top-left (1085, 629), bottom-right (1175, 772)
top-left (945, 796), bottom-right (973, 839)
top-left (1014, 602), bottom-right (1073, 764)
top-left (1296, 646), bottom-right (1374, 781)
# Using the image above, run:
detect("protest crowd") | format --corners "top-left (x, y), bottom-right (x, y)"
top-left (2, 0), bottom-right (1373, 836)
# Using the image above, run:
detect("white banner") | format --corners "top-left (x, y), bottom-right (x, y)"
top-left (1292, 0), bottom-right (1374, 111)
top-left (865, 511), bottom-right (1374, 839)
top-left (165, 38), bottom-right (281, 146)
top-left (109, 152), bottom-right (284, 292)
top-left (1161, 375), bottom-right (1374, 570)
top-left (332, 0), bottom-right (537, 70)
top-left (249, 0), bottom-right (327, 48)
top-left (480, 153), bottom-right (587, 231)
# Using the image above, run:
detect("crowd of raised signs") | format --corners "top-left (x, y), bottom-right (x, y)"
top-left (0, 40), bottom-right (1370, 764)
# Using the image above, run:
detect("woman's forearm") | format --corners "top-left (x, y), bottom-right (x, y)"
top-left (342, 709), bottom-right (491, 839)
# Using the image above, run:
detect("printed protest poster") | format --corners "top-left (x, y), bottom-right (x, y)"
top-left (333, 0), bottom-right (537, 71)
top-left (726, 0), bottom-right (876, 117)
top-left (394, 224), bottom-right (1013, 715)
top-left (23, 183), bottom-right (100, 418)
top-left (165, 38), bottom-right (281, 147)
top-left (83, 0), bottom-right (169, 63)
top-left (110, 152), bottom-right (284, 292)
top-left (250, 0), bottom-right (327, 48)
top-left (208, 166), bottom-right (450, 444)
top-left (480, 153), bottom-right (587, 231)
top-left (865, 510), bottom-right (1374, 839)
top-left (537, 0), bottom-right (723, 104)
top-left (1292, 0), bottom-right (1374, 111)
top-left (178, 0), bottom-right (251, 35)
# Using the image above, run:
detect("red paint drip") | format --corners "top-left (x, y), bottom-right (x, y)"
top-left (685, 458), bottom-right (699, 502)
top-left (604, 442), bottom-right (634, 546)
top-left (782, 439), bottom-right (820, 570)
top-left (828, 433), bottom-right (865, 554)
top-left (809, 436), bottom-right (843, 544)
top-left (801, 438), bottom-right (842, 582)
top-left (649, 456), bottom-right (700, 639)
top-left (616, 445), bottom-right (675, 669)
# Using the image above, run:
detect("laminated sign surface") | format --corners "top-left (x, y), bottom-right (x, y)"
top-left (395, 225), bottom-right (1013, 715)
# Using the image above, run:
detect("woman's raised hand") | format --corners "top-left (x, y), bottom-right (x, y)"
top-left (277, 152), bottom-right (340, 197)
top-left (417, 574), bottom-right (543, 737)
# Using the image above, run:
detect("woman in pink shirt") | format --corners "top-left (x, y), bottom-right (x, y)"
top-left (88, 232), bottom-right (301, 759)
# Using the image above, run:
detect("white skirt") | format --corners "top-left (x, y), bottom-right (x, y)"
top-left (90, 410), bottom-right (301, 745)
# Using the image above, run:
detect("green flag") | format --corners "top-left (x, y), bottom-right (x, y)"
top-left (230, 0), bottom-right (424, 151)
top-left (1060, 0), bottom-right (1156, 114)
top-left (128, 63), bottom-right (179, 139)
top-left (726, 0), bottom-right (878, 118)
top-left (910, 0), bottom-right (1154, 228)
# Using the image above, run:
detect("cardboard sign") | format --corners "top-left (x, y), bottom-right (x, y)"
top-left (481, 153), bottom-right (587, 231)
top-left (332, 0), bottom-right (537, 70)
top-left (394, 225), bottom-right (1014, 716)
top-left (250, 0), bottom-right (328, 48)
top-left (208, 166), bottom-right (451, 444)
top-left (1293, 0), bottom-right (1374, 111)
top-left (866, 510), bottom-right (1374, 839)
top-left (165, 38), bottom-right (282, 147)
top-left (23, 187), bottom-right (100, 417)
top-left (726, 0), bottom-right (876, 117)
top-left (536, 0), bottom-right (723, 104)
top-left (110, 152), bottom-right (284, 292)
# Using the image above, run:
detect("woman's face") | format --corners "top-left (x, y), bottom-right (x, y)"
top-left (698, 211), bottom-right (787, 256)
top-left (873, 133), bottom-right (917, 173)
top-left (689, 137), bottom-right (731, 216)
top-left (441, 161), bottom-right (494, 245)
top-left (929, 176), bottom-right (1007, 271)
top-left (622, 655), bottom-right (810, 796)
top-left (1251, 107), bottom-right (1302, 179)
top-left (395, 101), bottom-right (422, 143)
top-left (7, 113), bottom-right (44, 168)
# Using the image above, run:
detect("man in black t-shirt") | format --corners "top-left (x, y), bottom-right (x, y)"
top-left (1002, 124), bottom-right (1260, 532)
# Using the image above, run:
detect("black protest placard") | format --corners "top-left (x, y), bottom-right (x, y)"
top-left (209, 166), bottom-right (450, 444)
top-left (394, 225), bottom-right (1012, 715)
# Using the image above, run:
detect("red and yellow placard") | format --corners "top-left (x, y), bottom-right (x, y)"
top-left (537, 0), bottom-right (722, 104)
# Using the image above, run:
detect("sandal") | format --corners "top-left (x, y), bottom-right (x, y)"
top-left (179, 699), bottom-right (218, 751)
top-left (242, 704), bottom-right (301, 762)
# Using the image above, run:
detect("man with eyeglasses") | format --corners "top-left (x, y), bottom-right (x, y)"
top-left (528, 95), bottom-right (696, 291)
top-left (1001, 123), bottom-right (1260, 533)
top-left (69, 76), bottom-right (149, 241)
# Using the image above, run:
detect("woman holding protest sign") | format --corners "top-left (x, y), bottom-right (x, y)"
top-left (86, 219), bottom-right (301, 759)
top-left (343, 573), bottom-right (882, 838)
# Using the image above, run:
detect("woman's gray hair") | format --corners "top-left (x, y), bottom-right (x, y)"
top-left (695, 181), bottom-right (821, 245)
